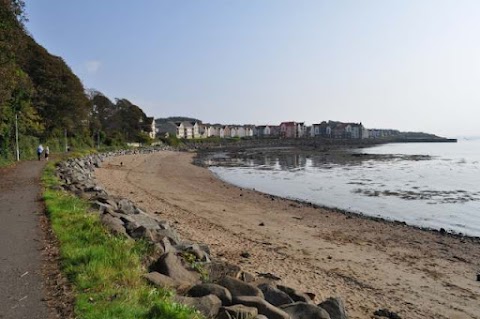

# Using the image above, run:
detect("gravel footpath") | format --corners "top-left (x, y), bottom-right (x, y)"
top-left (0, 160), bottom-right (49, 319)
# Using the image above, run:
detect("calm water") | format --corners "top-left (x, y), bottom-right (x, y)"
top-left (208, 140), bottom-right (480, 237)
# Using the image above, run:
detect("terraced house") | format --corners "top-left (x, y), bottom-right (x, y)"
top-left (156, 118), bottom-right (370, 140)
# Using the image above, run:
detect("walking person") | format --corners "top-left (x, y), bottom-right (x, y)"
top-left (44, 146), bottom-right (49, 161)
top-left (36, 144), bottom-right (44, 161)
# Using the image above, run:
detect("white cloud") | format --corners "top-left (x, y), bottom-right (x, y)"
top-left (85, 60), bottom-right (101, 74)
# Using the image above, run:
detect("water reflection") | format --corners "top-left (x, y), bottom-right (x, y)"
top-left (197, 148), bottom-right (426, 171)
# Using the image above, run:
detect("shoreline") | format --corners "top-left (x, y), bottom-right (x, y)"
top-left (195, 145), bottom-right (480, 240)
top-left (95, 151), bottom-right (480, 319)
top-left (207, 176), bottom-right (480, 243)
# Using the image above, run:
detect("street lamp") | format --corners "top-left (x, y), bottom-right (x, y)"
top-left (15, 112), bottom-right (19, 161)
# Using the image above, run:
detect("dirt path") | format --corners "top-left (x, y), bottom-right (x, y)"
top-left (0, 160), bottom-right (49, 319)
top-left (96, 152), bottom-right (480, 319)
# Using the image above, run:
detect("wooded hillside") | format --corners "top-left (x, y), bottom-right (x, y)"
top-left (0, 0), bottom-right (152, 161)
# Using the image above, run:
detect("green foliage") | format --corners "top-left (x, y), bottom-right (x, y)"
top-left (42, 163), bottom-right (202, 319)
top-left (159, 136), bottom-right (183, 147)
top-left (88, 91), bottom-right (153, 144)
top-left (0, 0), bottom-right (88, 161)
top-left (181, 252), bottom-right (209, 282)
top-left (0, 1), bottom-right (155, 163)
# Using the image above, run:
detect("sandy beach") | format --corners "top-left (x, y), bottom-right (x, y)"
top-left (95, 151), bottom-right (480, 319)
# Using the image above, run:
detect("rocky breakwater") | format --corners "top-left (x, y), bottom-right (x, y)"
top-left (55, 148), bottom-right (351, 319)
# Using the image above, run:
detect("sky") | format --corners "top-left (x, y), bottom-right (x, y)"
top-left (25, 0), bottom-right (480, 137)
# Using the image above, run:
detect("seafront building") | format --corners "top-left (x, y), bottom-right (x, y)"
top-left (154, 118), bottom-right (395, 140)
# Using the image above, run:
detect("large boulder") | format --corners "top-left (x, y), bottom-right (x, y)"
top-left (151, 229), bottom-right (182, 245)
top-left (174, 243), bottom-right (211, 262)
top-left (232, 296), bottom-right (290, 319)
top-left (258, 283), bottom-right (294, 307)
top-left (205, 261), bottom-right (241, 283)
top-left (91, 195), bottom-right (118, 210)
top-left (174, 295), bottom-right (222, 318)
top-left (130, 213), bottom-right (162, 230)
top-left (280, 302), bottom-right (331, 319)
top-left (143, 272), bottom-right (179, 289)
top-left (150, 253), bottom-right (201, 285)
top-left (237, 271), bottom-right (256, 283)
top-left (218, 304), bottom-right (258, 319)
top-left (277, 285), bottom-right (314, 304)
top-left (318, 298), bottom-right (348, 319)
top-left (159, 237), bottom-right (177, 254)
top-left (217, 276), bottom-right (264, 299)
top-left (187, 283), bottom-right (232, 306)
top-left (117, 198), bottom-right (137, 215)
top-left (92, 201), bottom-right (115, 214)
top-left (100, 214), bottom-right (127, 236)
top-left (128, 225), bottom-right (154, 240)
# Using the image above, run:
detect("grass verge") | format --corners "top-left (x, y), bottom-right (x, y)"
top-left (42, 162), bottom-right (201, 319)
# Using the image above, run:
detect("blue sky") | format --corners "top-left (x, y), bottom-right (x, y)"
top-left (25, 1), bottom-right (480, 137)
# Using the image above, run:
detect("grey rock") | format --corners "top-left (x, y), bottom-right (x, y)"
top-left (373, 309), bottom-right (401, 319)
top-left (205, 261), bottom-right (242, 283)
top-left (130, 213), bottom-right (162, 230)
top-left (218, 276), bottom-right (264, 299)
top-left (143, 271), bottom-right (179, 289)
top-left (318, 298), bottom-right (348, 319)
top-left (188, 283), bottom-right (232, 305)
top-left (218, 304), bottom-right (258, 319)
top-left (277, 285), bottom-right (314, 304)
top-left (174, 295), bottom-right (222, 318)
top-left (174, 243), bottom-right (211, 262)
top-left (83, 182), bottom-right (96, 191)
top-left (117, 198), bottom-right (136, 215)
top-left (100, 214), bottom-right (127, 236)
top-left (280, 302), bottom-right (331, 319)
top-left (92, 195), bottom-right (118, 210)
top-left (92, 201), bottom-right (114, 214)
top-left (128, 225), bottom-right (152, 240)
top-left (157, 219), bottom-right (170, 230)
top-left (233, 296), bottom-right (290, 319)
top-left (159, 236), bottom-right (177, 254)
top-left (150, 253), bottom-right (201, 285)
top-left (258, 283), bottom-right (294, 307)
top-left (121, 215), bottom-right (140, 233)
top-left (93, 158), bottom-right (102, 168)
top-left (237, 271), bottom-right (256, 283)
top-left (151, 228), bottom-right (182, 245)
top-left (133, 206), bottom-right (147, 215)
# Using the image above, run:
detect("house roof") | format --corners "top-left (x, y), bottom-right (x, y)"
top-left (280, 121), bottom-right (296, 126)
top-left (181, 121), bottom-right (194, 128)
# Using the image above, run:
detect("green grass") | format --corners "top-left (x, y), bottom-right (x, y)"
top-left (42, 163), bottom-right (201, 319)
top-left (0, 157), bottom-right (14, 168)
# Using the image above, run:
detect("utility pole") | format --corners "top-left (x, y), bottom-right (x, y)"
top-left (97, 131), bottom-right (100, 149)
top-left (64, 129), bottom-right (68, 152)
top-left (15, 112), bottom-right (19, 161)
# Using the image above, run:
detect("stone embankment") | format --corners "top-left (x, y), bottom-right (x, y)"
top-left (54, 147), bottom-right (352, 319)
top-left (187, 137), bottom-right (383, 151)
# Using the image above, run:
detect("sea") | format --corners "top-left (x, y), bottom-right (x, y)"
top-left (207, 139), bottom-right (480, 237)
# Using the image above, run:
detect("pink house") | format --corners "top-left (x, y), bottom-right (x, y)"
top-left (280, 122), bottom-right (298, 138)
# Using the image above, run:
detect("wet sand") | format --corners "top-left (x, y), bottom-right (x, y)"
top-left (95, 151), bottom-right (480, 319)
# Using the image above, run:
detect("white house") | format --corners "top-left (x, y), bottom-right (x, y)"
top-left (237, 126), bottom-right (246, 138)
top-left (193, 122), bottom-right (207, 139)
top-left (244, 125), bottom-right (254, 137)
top-left (148, 118), bottom-right (156, 139)
top-left (176, 121), bottom-right (194, 139)
top-left (205, 125), bottom-right (217, 137)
